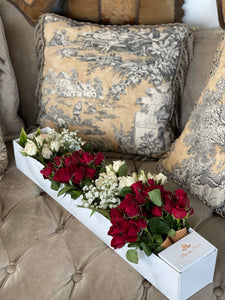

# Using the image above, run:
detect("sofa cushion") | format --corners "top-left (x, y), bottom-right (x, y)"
top-left (6, 0), bottom-right (58, 25)
top-left (161, 33), bottom-right (225, 217)
top-left (0, 128), bottom-right (8, 179)
top-left (0, 17), bottom-right (24, 142)
top-left (35, 13), bottom-right (193, 157)
top-left (62, 0), bottom-right (184, 25)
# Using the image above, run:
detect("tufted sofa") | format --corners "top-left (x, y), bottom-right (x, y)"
top-left (0, 1), bottom-right (225, 300)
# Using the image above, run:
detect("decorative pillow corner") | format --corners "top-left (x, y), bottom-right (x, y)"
top-left (35, 13), bottom-right (193, 158)
top-left (160, 33), bottom-right (225, 217)
top-left (6, 0), bottom-right (58, 25)
top-left (0, 128), bottom-right (8, 180)
top-left (0, 17), bottom-right (24, 142)
top-left (63, 0), bottom-right (185, 25)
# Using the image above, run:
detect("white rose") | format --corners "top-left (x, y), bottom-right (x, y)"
top-left (154, 173), bottom-right (167, 185)
top-left (113, 160), bottom-right (125, 173)
top-left (138, 170), bottom-right (147, 183)
top-left (132, 172), bottom-right (138, 182)
top-left (50, 140), bottom-right (60, 152)
top-left (147, 172), bottom-right (154, 180)
top-left (35, 134), bottom-right (49, 146)
top-left (105, 164), bottom-right (113, 173)
top-left (24, 140), bottom-right (38, 156)
top-left (118, 176), bottom-right (136, 190)
top-left (42, 146), bottom-right (53, 159)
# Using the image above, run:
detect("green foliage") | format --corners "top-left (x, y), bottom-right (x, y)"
top-left (148, 189), bottom-right (162, 206)
top-left (126, 249), bottom-right (138, 264)
top-left (18, 127), bottom-right (27, 148)
top-left (118, 163), bottom-right (128, 177)
top-left (120, 186), bottom-right (132, 197)
top-left (51, 181), bottom-right (60, 191)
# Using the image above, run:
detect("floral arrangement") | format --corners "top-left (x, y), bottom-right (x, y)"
top-left (19, 128), bottom-right (194, 264)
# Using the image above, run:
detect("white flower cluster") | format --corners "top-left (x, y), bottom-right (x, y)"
top-left (22, 128), bottom-right (84, 160)
top-left (81, 160), bottom-right (167, 211)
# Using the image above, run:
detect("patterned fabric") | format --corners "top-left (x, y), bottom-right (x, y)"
top-left (6, 0), bottom-right (57, 25)
top-left (161, 35), bottom-right (225, 217)
top-left (0, 17), bottom-right (23, 141)
top-left (0, 128), bottom-right (8, 179)
top-left (63, 0), bottom-right (184, 25)
top-left (35, 14), bottom-right (193, 157)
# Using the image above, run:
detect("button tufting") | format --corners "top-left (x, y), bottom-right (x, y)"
top-left (72, 272), bottom-right (82, 283)
top-left (56, 226), bottom-right (65, 234)
top-left (0, 219), bottom-right (4, 226)
top-left (6, 263), bottom-right (16, 274)
top-left (213, 287), bottom-right (224, 297)
top-left (143, 279), bottom-right (151, 288)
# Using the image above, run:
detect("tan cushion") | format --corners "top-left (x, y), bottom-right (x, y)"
top-left (0, 17), bottom-right (24, 141)
top-left (35, 13), bottom-right (193, 157)
top-left (0, 128), bottom-right (8, 179)
top-left (181, 28), bottom-right (224, 131)
top-left (6, 0), bottom-right (57, 25)
top-left (161, 33), bottom-right (225, 217)
top-left (63, 0), bottom-right (184, 25)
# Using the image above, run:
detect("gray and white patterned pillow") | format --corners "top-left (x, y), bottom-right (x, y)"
top-left (0, 17), bottom-right (24, 141)
top-left (35, 14), bottom-right (193, 157)
top-left (161, 35), bottom-right (225, 217)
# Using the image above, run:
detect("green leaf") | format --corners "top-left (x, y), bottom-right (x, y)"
top-left (118, 163), bottom-right (128, 177)
top-left (153, 234), bottom-right (164, 245)
top-left (148, 217), bottom-right (170, 234)
top-left (51, 181), bottom-right (60, 191)
top-left (148, 189), bottom-right (162, 206)
top-left (167, 228), bottom-right (176, 237)
top-left (126, 249), bottom-right (138, 264)
top-left (84, 143), bottom-right (93, 153)
top-left (120, 186), bottom-right (132, 197)
top-left (140, 242), bottom-right (152, 256)
top-left (36, 128), bottom-right (41, 136)
top-left (69, 190), bottom-right (82, 200)
top-left (18, 127), bottom-right (27, 148)
top-left (57, 185), bottom-right (75, 196)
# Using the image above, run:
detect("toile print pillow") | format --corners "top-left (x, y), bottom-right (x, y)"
top-left (161, 35), bottom-right (225, 217)
top-left (0, 128), bottom-right (8, 180)
top-left (35, 13), bottom-right (193, 157)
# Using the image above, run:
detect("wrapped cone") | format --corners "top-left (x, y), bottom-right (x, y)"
top-left (161, 236), bottom-right (173, 249)
top-left (169, 227), bottom-right (188, 243)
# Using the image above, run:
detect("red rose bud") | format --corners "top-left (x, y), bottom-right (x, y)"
top-left (110, 208), bottom-right (124, 226)
top-left (85, 168), bottom-right (96, 179)
top-left (41, 166), bottom-right (53, 179)
top-left (119, 195), bottom-right (139, 217)
top-left (72, 167), bottom-right (85, 184)
top-left (110, 235), bottom-right (126, 249)
top-left (151, 206), bottom-right (163, 217)
top-left (53, 167), bottom-right (72, 183)
top-left (94, 152), bottom-right (104, 165)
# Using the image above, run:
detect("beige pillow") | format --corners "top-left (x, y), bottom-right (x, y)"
top-left (161, 34), bottom-right (225, 217)
top-left (62, 0), bottom-right (184, 25)
top-left (6, 0), bottom-right (57, 25)
top-left (0, 128), bottom-right (8, 179)
top-left (0, 17), bottom-right (24, 141)
top-left (35, 14), bottom-right (192, 157)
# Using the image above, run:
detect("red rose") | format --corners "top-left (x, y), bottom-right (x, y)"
top-left (72, 167), bottom-right (85, 184)
top-left (163, 198), bottom-right (175, 214)
top-left (172, 190), bottom-right (194, 219)
top-left (79, 151), bottom-right (95, 164)
top-left (85, 168), bottom-right (96, 179)
top-left (136, 218), bottom-right (147, 229)
top-left (94, 152), bottom-right (104, 165)
top-left (110, 208), bottom-right (124, 226)
top-left (41, 166), bottom-right (53, 179)
top-left (110, 235), bottom-right (126, 249)
top-left (151, 206), bottom-right (163, 217)
top-left (108, 225), bottom-right (121, 236)
top-left (119, 194), bottom-right (139, 217)
top-left (122, 220), bottom-right (141, 243)
top-left (53, 156), bottom-right (62, 167)
top-left (53, 167), bottom-right (72, 183)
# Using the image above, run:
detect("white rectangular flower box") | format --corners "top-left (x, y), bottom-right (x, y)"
top-left (13, 128), bottom-right (218, 300)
